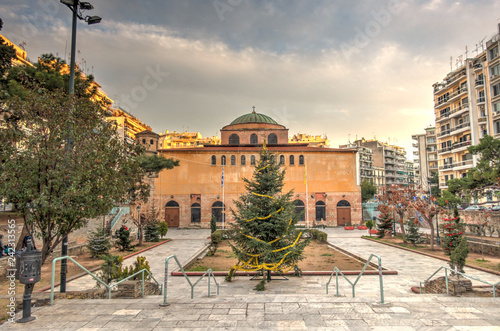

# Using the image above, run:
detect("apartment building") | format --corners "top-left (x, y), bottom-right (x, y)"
top-left (289, 133), bottom-right (330, 147)
top-left (411, 126), bottom-right (438, 191)
top-left (352, 138), bottom-right (408, 186)
top-left (406, 161), bottom-right (416, 187)
top-left (432, 25), bottom-right (500, 189)
top-left (158, 130), bottom-right (221, 149)
top-left (339, 143), bottom-right (374, 184)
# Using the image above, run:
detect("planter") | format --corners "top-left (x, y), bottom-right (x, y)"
top-left (357, 226), bottom-right (368, 230)
top-left (370, 229), bottom-right (379, 234)
top-left (344, 226), bottom-right (355, 230)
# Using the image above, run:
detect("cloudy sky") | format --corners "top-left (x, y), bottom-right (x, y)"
top-left (1, 0), bottom-right (499, 158)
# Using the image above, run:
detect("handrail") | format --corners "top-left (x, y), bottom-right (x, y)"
top-left (110, 207), bottom-right (130, 231)
top-left (162, 254), bottom-right (219, 306)
top-left (50, 256), bottom-right (162, 305)
top-left (326, 254), bottom-right (384, 304)
top-left (419, 266), bottom-right (500, 297)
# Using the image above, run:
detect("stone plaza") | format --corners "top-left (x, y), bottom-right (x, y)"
top-left (2, 228), bottom-right (499, 330)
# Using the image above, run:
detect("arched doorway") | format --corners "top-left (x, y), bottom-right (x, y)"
top-left (191, 203), bottom-right (201, 223)
top-left (165, 200), bottom-right (180, 227)
top-left (212, 201), bottom-right (225, 223)
top-left (315, 201), bottom-right (326, 221)
top-left (336, 200), bottom-right (351, 226)
top-left (293, 199), bottom-right (305, 222)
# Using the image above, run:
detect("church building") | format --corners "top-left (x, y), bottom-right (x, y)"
top-left (153, 110), bottom-right (361, 228)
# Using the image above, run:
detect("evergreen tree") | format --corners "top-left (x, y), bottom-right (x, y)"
top-left (442, 207), bottom-right (467, 272)
top-left (115, 225), bottom-right (132, 251)
top-left (210, 214), bottom-right (217, 234)
top-left (87, 226), bottom-right (111, 258)
top-left (450, 236), bottom-right (469, 274)
top-left (405, 219), bottom-right (423, 245)
top-left (226, 146), bottom-right (310, 291)
top-left (144, 219), bottom-right (160, 242)
top-left (376, 204), bottom-right (393, 238)
top-left (158, 221), bottom-right (168, 239)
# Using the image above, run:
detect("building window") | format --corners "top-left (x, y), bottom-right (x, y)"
top-left (490, 45), bottom-right (499, 60)
top-left (251, 155), bottom-right (256, 165)
top-left (241, 155), bottom-right (246, 166)
top-left (150, 139), bottom-right (154, 145)
top-left (495, 121), bottom-right (500, 134)
top-left (229, 134), bottom-right (240, 145)
top-left (337, 200), bottom-right (351, 207)
top-left (211, 155), bottom-right (216, 165)
top-left (290, 155), bottom-right (295, 165)
top-left (221, 155), bottom-right (226, 166)
top-left (268, 133), bottom-right (278, 144)
top-left (299, 155), bottom-right (304, 165)
top-left (142, 139), bottom-right (146, 144)
top-left (493, 83), bottom-right (500, 97)
top-left (315, 201), bottom-right (326, 221)
top-left (279, 155), bottom-right (285, 165)
top-left (231, 155), bottom-right (236, 166)
top-left (293, 199), bottom-right (305, 222)
top-left (191, 203), bottom-right (201, 223)
top-left (250, 133), bottom-right (258, 145)
top-left (212, 201), bottom-right (224, 223)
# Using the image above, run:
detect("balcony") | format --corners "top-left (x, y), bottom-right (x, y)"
top-left (435, 103), bottom-right (470, 123)
top-left (385, 159), bottom-right (396, 165)
top-left (439, 164), bottom-right (454, 171)
top-left (477, 97), bottom-right (486, 105)
top-left (475, 79), bottom-right (484, 88)
top-left (451, 140), bottom-right (471, 151)
top-left (412, 143), bottom-right (418, 148)
top-left (437, 128), bottom-right (451, 138)
top-left (493, 110), bottom-right (500, 120)
top-left (453, 160), bottom-right (474, 171)
top-left (438, 146), bottom-right (453, 154)
top-left (434, 87), bottom-right (467, 107)
top-left (450, 121), bottom-right (470, 135)
top-left (434, 71), bottom-right (466, 94)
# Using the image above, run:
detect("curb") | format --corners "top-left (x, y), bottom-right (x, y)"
top-left (362, 237), bottom-right (500, 277)
top-left (174, 241), bottom-right (398, 277)
top-left (37, 239), bottom-right (172, 293)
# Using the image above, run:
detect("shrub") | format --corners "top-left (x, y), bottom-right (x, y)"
top-left (208, 230), bottom-right (223, 256)
top-left (406, 219), bottom-right (423, 246)
top-left (115, 225), bottom-right (132, 251)
top-left (87, 226), bottom-right (111, 258)
top-left (121, 256), bottom-right (152, 281)
top-left (158, 221), bottom-right (168, 238)
top-left (98, 255), bottom-right (124, 285)
top-left (210, 214), bottom-right (217, 233)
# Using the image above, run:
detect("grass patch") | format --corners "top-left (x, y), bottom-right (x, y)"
top-left (321, 253), bottom-right (333, 256)
top-left (476, 259), bottom-right (489, 262)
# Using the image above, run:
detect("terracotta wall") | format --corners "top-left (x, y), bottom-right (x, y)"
top-left (155, 149), bottom-right (361, 228)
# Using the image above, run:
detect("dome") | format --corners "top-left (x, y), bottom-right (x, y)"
top-left (230, 112), bottom-right (278, 125)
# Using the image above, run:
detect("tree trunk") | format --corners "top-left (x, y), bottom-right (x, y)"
top-left (398, 211), bottom-right (407, 243)
top-left (138, 224), bottom-right (144, 246)
top-left (428, 222), bottom-right (435, 250)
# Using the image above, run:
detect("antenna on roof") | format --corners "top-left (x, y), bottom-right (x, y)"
top-left (348, 133), bottom-right (350, 143)
top-left (479, 36), bottom-right (486, 52)
top-left (465, 45), bottom-right (468, 59)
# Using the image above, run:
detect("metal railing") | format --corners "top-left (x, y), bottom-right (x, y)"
top-left (326, 254), bottom-right (384, 304)
top-left (50, 256), bottom-right (162, 305)
top-left (162, 254), bottom-right (219, 306)
top-left (419, 266), bottom-right (500, 297)
top-left (110, 206), bottom-right (130, 231)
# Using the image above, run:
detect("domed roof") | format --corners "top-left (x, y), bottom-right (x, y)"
top-left (230, 111), bottom-right (278, 125)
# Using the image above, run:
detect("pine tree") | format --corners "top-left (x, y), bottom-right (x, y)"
top-left (144, 219), bottom-right (160, 242)
top-left (405, 219), bottom-right (423, 245)
top-left (450, 236), bottom-right (469, 274)
top-left (226, 146), bottom-right (310, 291)
top-left (86, 226), bottom-right (111, 258)
top-left (376, 204), bottom-right (393, 238)
top-left (442, 207), bottom-right (466, 272)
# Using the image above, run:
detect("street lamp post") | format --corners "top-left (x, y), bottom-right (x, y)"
top-left (59, 0), bottom-right (101, 293)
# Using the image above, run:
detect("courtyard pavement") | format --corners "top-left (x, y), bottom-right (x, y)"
top-left (1, 227), bottom-right (499, 330)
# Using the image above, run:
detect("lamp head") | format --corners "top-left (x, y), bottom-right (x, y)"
top-left (86, 15), bottom-right (101, 25)
top-left (79, 2), bottom-right (94, 10)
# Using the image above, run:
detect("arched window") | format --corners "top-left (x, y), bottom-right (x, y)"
top-left (142, 139), bottom-right (146, 144)
top-left (250, 133), bottom-right (258, 145)
top-left (315, 201), bottom-right (326, 221)
top-left (268, 133), bottom-right (278, 144)
top-left (289, 155), bottom-right (295, 165)
top-left (299, 155), bottom-right (304, 165)
top-left (231, 155), bottom-right (236, 166)
top-left (241, 155), bottom-right (246, 166)
top-left (150, 139), bottom-right (154, 145)
top-left (280, 155), bottom-right (285, 165)
top-left (221, 155), bottom-right (226, 166)
top-left (165, 200), bottom-right (179, 207)
top-left (229, 134), bottom-right (240, 145)
top-left (251, 155), bottom-right (256, 165)
top-left (211, 155), bottom-right (216, 165)
top-left (293, 199), bottom-right (305, 222)
top-left (212, 201), bottom-right (225, 223)
top-left (191, 203), bottom-right (201, 223)
top-left (337, 200), bottom-right (351, 207)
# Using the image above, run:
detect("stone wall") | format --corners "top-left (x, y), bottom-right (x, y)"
top-left (423, 276), bottom-right (472, 295)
